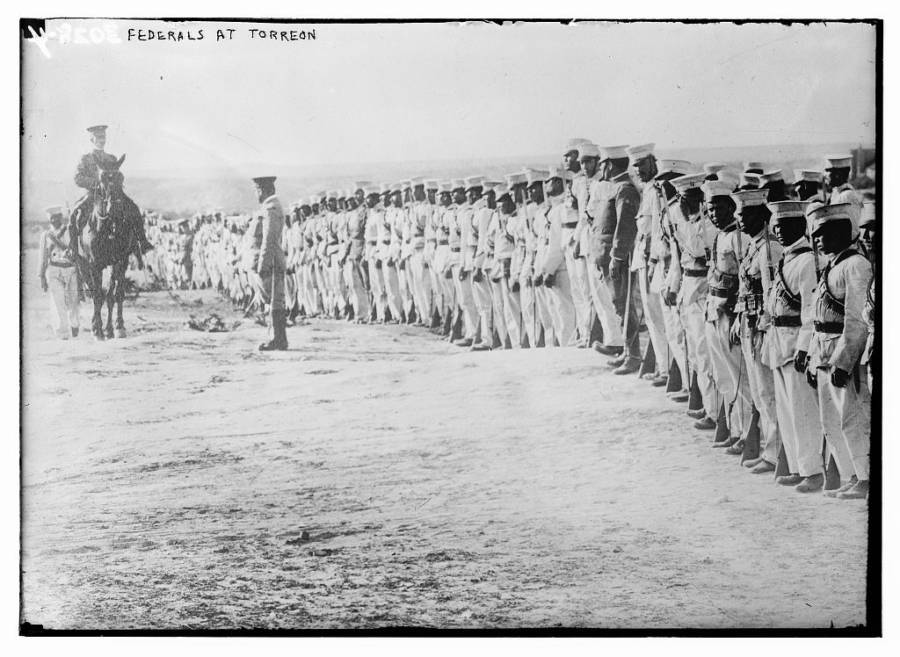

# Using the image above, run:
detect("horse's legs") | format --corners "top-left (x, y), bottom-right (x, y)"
top-left (115, 263), bottom-right (127, 338)
top-left (90, 267), bottom-right (105, 340)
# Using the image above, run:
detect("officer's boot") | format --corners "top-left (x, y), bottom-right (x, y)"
top-left (259, 310), bottom-right (289, 351)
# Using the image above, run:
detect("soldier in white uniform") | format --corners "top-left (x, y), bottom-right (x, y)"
top-left (562, 138), bottom-right (596, 346)
top-left (667, 172), bottom-right (719, 424)
top-left (528, 169), bottom-right (556, 346)
top-left (628, 143), bottom-right (670, 385)
top-left (492, 182), bottom-right (521, 347)
top-left (365, 186), bottom-right (388, 322)
top-left (433, 182), bottom-right (458, 336)
top-left (701, 178), bottom-right (753, 442)
top-left (465, 175), bottom-right (494, 350)
top-left (764, 200), bottom-right (824, 492)
top-left (824, 154), bottom-right (863, 224)
top-left (38, 206), bottom-right (81, 339)
top-left (450, 179), bottom-right (480, 346)
top-left (480, 181), bottom-right (509, 348)
top-left (731, 188), bottom-right (784, 470)
top-left (807, 202), bottom-right (872, 500)
top-left (538, 165), bottom-right (577, 346)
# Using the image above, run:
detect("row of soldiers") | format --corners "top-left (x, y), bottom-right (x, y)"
top-left (137, 143), bottom-right (876, 502)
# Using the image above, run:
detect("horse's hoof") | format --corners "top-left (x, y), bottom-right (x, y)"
top-left (115, 329), bottom-right (127, 339)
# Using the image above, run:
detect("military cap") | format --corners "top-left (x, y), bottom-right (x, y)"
top-left (308, 195), bottom-right (319, 206)
top-left (363, 184), bottom-right (381, 196)
top-left (464, 175), bottom-right (485, 191)
top-left (671, 172), bottom-right (707, 193)
top-left (767, 200), bottom-right (808, 221)
top-left (408, 176), bottom-right (425, 188)
top-left (579, 142), bottom-right (601, 159)
top-left (564, 138), bottom-right (591, 154)
top-left (505, 172), bottom-right (527, 187)
top-left (743, 161), bottom-right (765, 173)
top-left (424, 179), bottom-right (440, 190)
top-left (809, 202), bottom-right (854, 236)
top-left (757, 169), bottom-right (784, 186)
top-left (599, 145), bottom-right (630, 162)
top-left (45, 205), bottom-right (64, 217)
top-left (701, 179), bottom-right (736, 199)
top-left (524, 168), bottom-right (549, 186)
top-left (626, 143), bottom-right (655, 162)
top-left (731, 188), bottom-right (770, 208)
top-left (252, 176), bottom-right (277, 186)
top-left (860, 201), bottom-right (876, 228)
top-left (654, 159), bottom-right (693, 180)
top-left (703, 162), bottom-right (728, 175)
top-left (545, 165), bottom-right (570, 181)
top-left (438, 181), bottom-right (453, 193)
top-left (353, 180), bottom-right (371, 191)
top-left (824, 154), bottom-right (853, 170)
top-left (451, 179), bottom-right (466, 191)
top-left (715, 170), bottom-right (740, 189)
top-left (87, 125), bottom-right (108, 135)
top-left (739, 172), bottom-right (761, 189)
top-left (793, 169), bottom-right (823, 184)
top-left (390, 183), bottom-right (403, 194)
top-left (482, 180), bottom-right (501, 192)
top-left (493, 183), bottom-right (511, 201)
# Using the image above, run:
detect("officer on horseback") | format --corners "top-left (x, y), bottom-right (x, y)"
top-left (69, 125), bottom-right (154, 259)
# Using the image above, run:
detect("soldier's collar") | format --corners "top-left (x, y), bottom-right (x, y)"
top-left (612, 171), bottom-right (631, 183)
top-left (785, 237), bottom-right (810, 253)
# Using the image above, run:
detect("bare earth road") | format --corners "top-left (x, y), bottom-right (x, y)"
top-left (21, 255), bottom-right (868, 630)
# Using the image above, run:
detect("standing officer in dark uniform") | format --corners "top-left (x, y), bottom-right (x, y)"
top-left (252, 176), bottom-right (289, 351)
top-left (69, 125), bottom-right (154, 257)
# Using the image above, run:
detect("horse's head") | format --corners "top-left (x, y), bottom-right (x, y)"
top-left (97, 154), bottom-right (127, 196)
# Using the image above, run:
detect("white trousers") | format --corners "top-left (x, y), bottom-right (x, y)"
top-left (773, 363), bottom-right (824, 477)
top-left (741, 333), bottom-right (782, 465)
top-left (816, 366), bottom-right (871, 481)
top-left (46, 265), bottom-right (80, 338)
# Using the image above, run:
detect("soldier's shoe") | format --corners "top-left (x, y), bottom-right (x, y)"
top-left (776, 474), bottom-right (805, 486)
top-left (823, 476), bottom-right (857, 498)
top-left (592, 342), bottom-right (623, 357)
top-left (712, 436), bottom-right (738, 448)
top-left (258, 339), bottom-right (288, 351)
top-left (453, 337), bottom-right (473, 347)
top-left (750, 460), bottom-right (776, 474)
top-left (725, 439), bottom-right (745, 455)
top-left (651, 375), bottom-right (668, 387)
top-left (70, 327), bottom-right (79, 338)
top-left (606, 353), bottom-right (627, 368)
top-left (613, 358), bottom-right (641, 375)
top-left (470, 341), bottom-right (491, 352)
top-left (743, 456), bottom-right (764, 469)
top-left (837, 479), bottom-right (869, 500)
top-left (669, 389), bottom-right (689, 402)
top-left (693, 416), bottom-right (716, 431)
top-left (686, 408), bottom-right (706, 419)
top-left (794, 473), bottom-right (824, 493)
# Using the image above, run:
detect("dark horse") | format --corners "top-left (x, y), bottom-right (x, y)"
top-left (76, 154), bottom-right (142, 340)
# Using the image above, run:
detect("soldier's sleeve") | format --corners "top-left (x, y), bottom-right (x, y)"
top-left (74, 154), bottom-right (95, 190)
top-left (258, 208), bottom-right (275, 273)
top-left (831, 257), bottom-right (873, 372)
top-left (38, 232), bottom-right (49, 279)
top-left (542, 207), bottom-right (565, 276)
top-left (795, 252), bottom-right (818, 354)
top-left (612, 183), bottom-right (640, 262)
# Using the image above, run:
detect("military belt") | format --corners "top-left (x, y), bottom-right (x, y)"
top-left (450, 247), bottom-right (461, 252)
top-left (48, 261), bottom-right (75, 268)
top-left (773, 315), bottom-right (802, 327)
top-left (649, 257), bottom-right (659, 265)
top-left (438, 240), bottom-right (449, 246)
top-left (684, 268), bottom-right (709, 277)
top-left (814, 321), bottom-right (844, 334)
top-left (381, 240), bottom-right (391, 244)
top-left (709, 287), bottom-right (736, 299)
top-left (366, 240), bottom-right (377, 245)
top-left (562, 221), bottom-right (578, 229)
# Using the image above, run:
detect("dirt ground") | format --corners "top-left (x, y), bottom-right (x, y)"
top-left (20, 250), bottom-right (869, 630)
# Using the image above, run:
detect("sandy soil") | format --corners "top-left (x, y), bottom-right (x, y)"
top-left (21, 250), bottom-right (869, 630)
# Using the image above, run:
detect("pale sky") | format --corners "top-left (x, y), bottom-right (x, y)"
top-left (22, 19), bottom-right (876, 179)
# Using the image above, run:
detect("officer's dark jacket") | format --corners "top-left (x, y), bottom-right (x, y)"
top-left (594, 171), bottom-right (640, 263)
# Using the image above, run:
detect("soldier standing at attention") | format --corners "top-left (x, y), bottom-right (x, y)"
top-left (823, 154), bottom-right (863, 223)
top-left (807, 202), bottom-right (872, 500)
top-left (730, 189), bottom-right (784, 470)
top-left (562, 138), bottom-right (595, 346)
top-left (764, 200), bottom-right (824, 493)
top-left (252, 176), bottom-right (288, 351)
top-left (70, 125), bottom-right (153, 257)
top-left (594, 146), bottom-right (642, 373)
top-left (38, 206), bottom-right (81, 339)
top-left (793, 169), bottom-right (823, 202)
